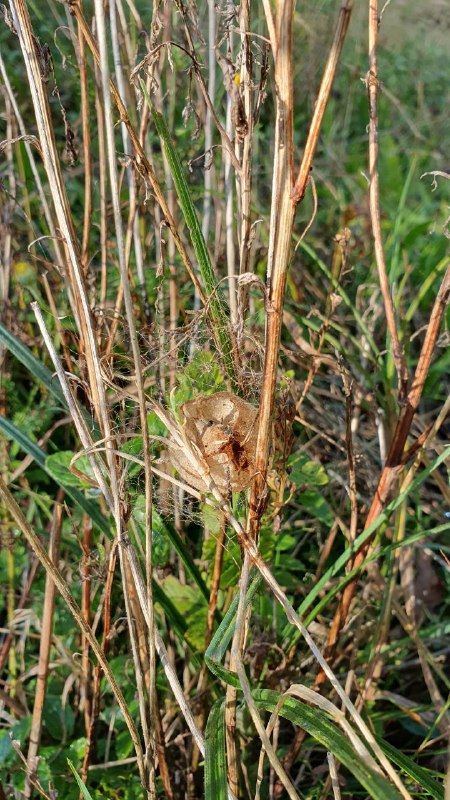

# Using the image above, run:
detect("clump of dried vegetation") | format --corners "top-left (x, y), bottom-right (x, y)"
top-left (0, 0), bottom-right (449, 798)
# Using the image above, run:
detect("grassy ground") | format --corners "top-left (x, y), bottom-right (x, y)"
top-left (0, 1), bottom-right (449, 799)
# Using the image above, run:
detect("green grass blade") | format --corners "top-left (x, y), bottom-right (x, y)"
top-left (405, 255), bottom-right (449, 322)
top-left (0, 320), bottom-right (66, 406)
top-left (205, 701), bottom-right (227, 800)
top-left (282, 445), bottom-right (450, 644)
top-left (254, 689), bottom-right (405, 800)
top-left (0, 415), bottom-right (191, 644)
top-left (206, 571), bottom-right (261, 687)
top-left (0, 415), bottom-right (110, 536)
top-left (0, 321), bottom-right (100, 434)
top-left (378, 740), bottom-right (444, 800)
top-left (67, 760), bottom-right (95, 800)
top-left (141, 82), bottom-right (238, 391)
top-left (154, 510), bottom-right (217, 614)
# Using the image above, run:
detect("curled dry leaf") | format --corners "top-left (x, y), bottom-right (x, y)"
top-left (167, 391), bottom-right (259, 493)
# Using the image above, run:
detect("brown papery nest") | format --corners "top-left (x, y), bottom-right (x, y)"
top-left (167, 391), bottom-right (259, 493)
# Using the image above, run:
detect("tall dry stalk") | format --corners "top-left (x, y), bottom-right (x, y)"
top-left (2, 1), bottom-right (448, 798)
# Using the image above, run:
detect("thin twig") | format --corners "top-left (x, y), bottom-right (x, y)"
top-left (367, 0), bottom-right (408, 398)
top-left (317, 264), bottom-right (450, 682)
top-left (0, 476), bottom-right (147, 787)
top-left (25, 499), bottom-right (62, 798)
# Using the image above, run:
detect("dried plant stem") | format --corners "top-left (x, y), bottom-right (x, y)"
top-left (0, 477), bottom-right (147, 787)
top-left (231, 555), bottom-right (301, 800)
top-left (24, 499), bottom-right (62, 798)
top-left (238, 0), bottom-right (253, 279)
top-left (93, 1), bottom-right (157, 790)
top-left (248, 0), bottom-right (296, 539)
top-left (94, 61), bottom-right (108, 323)
top-left (202, 0), bottom-right (216, 253)
top-left (81, 513), bottom-right (93, 738)
top-left (69, 1), bottom-right (206, 302)
top-left (250, 0), bottom-right (353, 541)
top-left (76, 23), bottom-right (92, 269)
top-left (110, 0), bottom-right (146, 299)
top-left (367, 0), bottom-right (408, 397)
top-left (291, 0), bottom-right (354, 204)
top-left (0, 51), bottom-right (64, 274)
top-left (9, 0), bottom-right (116, 461)
top-left (31, 303), bottom-right (112, 505)
top-left (192, 519), bottom-right (227, 775)
top-left (121, 537), bottom-right (206, 755)
top-left (172, 0), bottom-right (241, 174)
top-left (1, 93), bottom-right (13, 313)
top-left (225, 671), bottom-right (239, 796)
top-left (225, 90), bottom-right (238, 328)
top-left (0, 556), bottom-right (39, 673)
top-left (33, 305), bottom-right (200, 779)
top-left (342, 370), bottom-right (358, 544)
top-left (205, 522), bottom-right (226, 651)
top-left (120, 553), bottom-right (152, 755)
top-left (327, 752), bottom-right (342, 800)
top-left (82, 540), bottom-right (118, 782)
top-left (318, 264), bottom-right (450, 678)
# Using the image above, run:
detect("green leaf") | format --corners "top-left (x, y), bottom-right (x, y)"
top-left (288, 452), bottom-right (329, 486)
top-left (160, 575), bottom-right (207, 650)
top-left (299, 489), bottom-right (333, 525)
top-left (152, 581), bottom-right (189, 639)
top-left (173, 351), bottom-right (226, 406)
top-left (43, 695), bottom-right (74, 740)
top-left (46, 451), bottom-right (95, 488)
top-left (0, 320), bottom-right (65, 406)
top-left (153, 510), bottom-right (216, 613)
top-left (0, 417), bottom-right (111, 536)
top-left (206, 571), bottom-right (262, 687)
top-left (0, 321), bottom-right (99, 435)
top-left (0, 730), bottom-right (13, 766)
top-left (254, 690), bottom-right (405, 800)
top-left (202, 534), bottom-right (241, 590)
top-left (378, 739), bottom-right (444, 800)
top-left (205, 701), bottom-right (227, 800)
top-left (131, 496), bottom-right (170, 566)
top-left (67, 759), bottom-right (95, 800)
